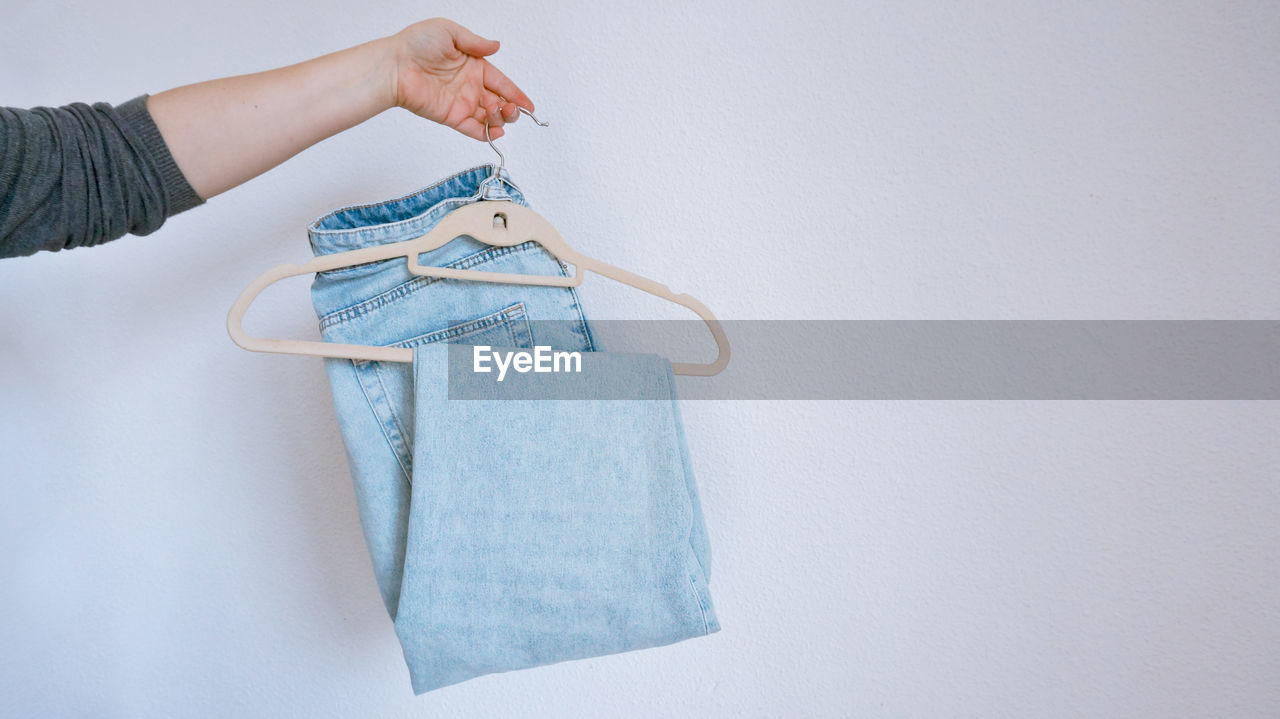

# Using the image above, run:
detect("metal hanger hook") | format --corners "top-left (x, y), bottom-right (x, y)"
top-left (483, 101), bottom-right (548, 195)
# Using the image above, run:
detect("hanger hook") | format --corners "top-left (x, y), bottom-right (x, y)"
top-left (484, 121), bottom-right (505, 175)
top-left (483, 101), bottom-right (548, 196)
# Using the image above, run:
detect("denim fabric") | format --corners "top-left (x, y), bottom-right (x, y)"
top-left (307, 165), bottom-right (718, 694)
top-left (400, 345), bottom-right (718, 693)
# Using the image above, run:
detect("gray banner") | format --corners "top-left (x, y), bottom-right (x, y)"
top-left (439, 320), bottom-right (1280, 399)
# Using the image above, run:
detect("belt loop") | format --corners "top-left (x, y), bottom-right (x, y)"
top-left (479, 167), bottom-right (511, 201)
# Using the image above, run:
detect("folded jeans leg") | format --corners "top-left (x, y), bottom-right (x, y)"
top-left (394, 345), bottom-right (719, 696)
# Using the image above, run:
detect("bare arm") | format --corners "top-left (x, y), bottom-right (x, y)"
top-left (148, 17), bottom-right (533, 200)
top-left (0, 18), bottom-right (525, 259)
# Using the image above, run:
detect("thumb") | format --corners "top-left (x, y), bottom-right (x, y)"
top-left (449, 23), bottom-right (500, 57)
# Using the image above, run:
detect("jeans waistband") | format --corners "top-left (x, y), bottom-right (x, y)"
top-left (307, 164), bottom-right (528, 256)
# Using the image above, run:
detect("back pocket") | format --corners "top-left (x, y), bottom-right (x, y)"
top-left (351, 302), bottom-right (534, 484)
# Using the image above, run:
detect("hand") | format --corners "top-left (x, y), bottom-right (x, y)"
top-left (389, 18), bottom-right (533, 142)
top-left (147, 18), bottom-right (533, 200)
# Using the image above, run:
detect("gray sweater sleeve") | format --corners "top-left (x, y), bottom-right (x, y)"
top-left (0, 94), bottom-right (205, 259)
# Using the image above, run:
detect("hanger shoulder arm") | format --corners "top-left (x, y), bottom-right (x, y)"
top-left (579, 256), bottom-right (731, 376)
top-left (227, 258), bottom-right (415, 363)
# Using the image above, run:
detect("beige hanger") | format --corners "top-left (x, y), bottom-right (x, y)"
top-left (227, 113), bottom-right (730, 376)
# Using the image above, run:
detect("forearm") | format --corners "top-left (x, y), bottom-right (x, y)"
top-left (148, 34), bottom-right (399, 200)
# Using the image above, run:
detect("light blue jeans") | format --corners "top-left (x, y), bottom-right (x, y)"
top-left (307, 165), bottom-right (718, 694)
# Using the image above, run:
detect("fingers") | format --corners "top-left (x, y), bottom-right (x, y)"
top-left (458, 98), bottom-right (520, 143)
top-left (461, 89), bottom-right (525, 145)
top-left (466, 95), bottom-right (513, 131)
top-left (444, 19), bottom-right (500, 57)
top-left (474, 90), bottom-right (519, 125)
top-left (447, 21), bottom-right (534, 120)
top-left (482, 63), bottom-right (533, 114)
top-left (489, 93), bottom-right (521, 123)
top-left (457, 116), bottom-right (504, 143)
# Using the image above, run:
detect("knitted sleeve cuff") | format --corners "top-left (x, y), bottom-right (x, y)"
top-left (115, 93), bottom-right (205, 215)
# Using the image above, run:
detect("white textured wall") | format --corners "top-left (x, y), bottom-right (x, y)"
top-left (2, 1), bottom-right (1279, 716)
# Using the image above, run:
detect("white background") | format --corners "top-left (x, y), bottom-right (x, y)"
top-left (2, 1), bottom-right (1278, 716)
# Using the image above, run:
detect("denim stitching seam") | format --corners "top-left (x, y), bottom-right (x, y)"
top-left (311, 167), bottom-right (479, 225)
top-left (315, 195), bottom-right (473, 245)
top-left (372, 362), bottom-right (414, 481)
top-left (318, 242), bottom-right (542, 329)
top-left (687, 560), bottom-right (712, 635)
top-left (309, 165), bottom-right (524, 232)
top-left (386, 303), bottom-right (528, 350)
top-left (544, 258), bottom-right (597, 352)
top-left (351, 360), bottom-right (414, 490)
